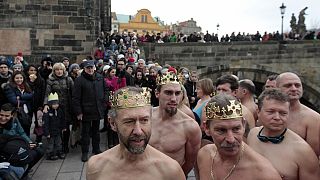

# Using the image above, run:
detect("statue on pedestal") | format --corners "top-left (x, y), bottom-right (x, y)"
top-left (290, 13), bottom-right (297, 34)
top-left (297, 7), bottom-right (308, 37)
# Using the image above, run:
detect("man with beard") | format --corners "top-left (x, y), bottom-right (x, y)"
top-left (197, 94), bottom-right (281, 180)
top-left (276, 72), bottom-right (320, 157)
top-left (248, 89), bottom-right (320, 179)
top-left (149, 72), bottom-right (201, 175)
top-left (86, 87), bottom-right (185, 180)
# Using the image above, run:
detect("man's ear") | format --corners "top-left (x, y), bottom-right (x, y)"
top-left (108, 117), bottom-right (117, 132)
top-left (204, 121), bottom-right (211, 137)
top-left (232, 89), bottom-right (238, 97)
top-left (155, 89), bottom-right (160, 99)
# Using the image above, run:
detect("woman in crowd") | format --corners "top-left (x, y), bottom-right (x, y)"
top-left (134, 69), bottom-right (148, 88)
top-left (3, 71), bottom-right (33, 136)
top-left (24, 65), bottom-right (46, 143)
top-left (44, 63), bottom-right (74, 153)
top-left (147, 66), bottom-right (159, 106)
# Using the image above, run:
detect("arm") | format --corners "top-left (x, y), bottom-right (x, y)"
top-left (306, 113), bottom-right (320, 156)
top-left (72, 77), bottom-right (82, 116)
top-left (3, 85), bottom-right (18, 106)
top-left (43, 113), bottom-right (50, 137)
top-left (43, 79), bottom-right (52, 105)
top-left (166, 161), bottom-right (186, 180)
top-left (14, 119), bottom-right (32, 143)
top-left (298, 143), bottom-right (320, 180)
top-left (182, 121), bottom-right (201, 175)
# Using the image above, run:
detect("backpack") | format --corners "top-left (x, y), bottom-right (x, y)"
top-left (0, 134), bottom-right (31, 167)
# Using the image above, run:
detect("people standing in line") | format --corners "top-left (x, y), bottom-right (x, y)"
top-left (149, 72), bottom-right (201, 175)
top-left (276, 72), bottom-right (320, 157)
top-left (43, 93), bottom-right (67, 160)
top-left (86, 87), bottom-right (185, 180)
top-left (43, 63), bottom-right (74, 154)
top-left (2, 71), bottom-right (33, 136)
top-left (248, 89), bottom-right (320, 179)
top-left (72, 60), bottom-right (108, 162)
top-left (196, 94), bottom-right (281, 180)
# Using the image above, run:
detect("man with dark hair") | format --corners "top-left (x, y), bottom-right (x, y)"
top-left (150, 72), bottom-right (201, 175)
top-left (248, 89), bottom-right (320, 179)
top-left (0, 61), bottom-right (11, 107)
top-left (276, 72), bottom-right (320, 157)
top-left (87, 87), bottom-right (185, 180)
top-left (0, 103), bottom-right (44, 178)
top-left (215, 74), bottom-right (256, 131)
top-left (197, 94), bottom-right (281, 180)
top-left (184, 71), bottom-right (198, 109)
top-left (264, 74), bottom-right (278, 89)
top-left (237, 79), bottom-right (258, 122)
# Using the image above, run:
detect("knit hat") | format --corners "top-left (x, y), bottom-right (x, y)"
top-left (12, 64), bottom-right (23, 70)
top-left (69, 63), bottom-right (80, 73)
top-left (103, 65), bottom-right (110, 72)
top-left (0, 61), bottom-right (8, 67)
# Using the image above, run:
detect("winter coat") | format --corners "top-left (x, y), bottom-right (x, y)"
top-left (0, 118), bottom-right (32, 143)
top-left (0, 71), bottom-right (12, 106)
top-left (2, 83), bottom-right (33, 113)
top-left (105, 76), bottom-right (126, 92)
top-left (44, 72), bottom-right (73, 124)
top-left (27, 75), bottom-right (45, 113)
top-left (72, 71), bottom-right (108, 121)
top-left (43, 108), bottom-right (66, 137)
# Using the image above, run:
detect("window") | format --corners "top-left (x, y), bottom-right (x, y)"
top-left (141, 15), bottom-right (147, 23)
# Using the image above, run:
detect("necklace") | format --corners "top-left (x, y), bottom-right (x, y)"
top-left (257, 127), bottom-right (287, 144)
top-left (210, 143), bottom-right (245, 180)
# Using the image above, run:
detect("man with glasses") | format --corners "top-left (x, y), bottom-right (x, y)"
top-left (72, 60), bottom-right (108, 162)
top-left (0, 61), bottom-right (11, 107)
top-left (248, 89), bottom-right (320, 180)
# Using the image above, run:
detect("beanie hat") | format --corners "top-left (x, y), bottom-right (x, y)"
top-left (0, 61), bottom-right (8, 67)
top-left (103, 65), bottom-right (110, 72)
top-left (12, 64), bottom-right (23, 69)
top-left (69, 63), bottom-right (80, 73)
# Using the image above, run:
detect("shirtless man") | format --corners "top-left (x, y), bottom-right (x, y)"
top-left (197, 94), bottom-right (281, 180)
top-left (87, 87), bottom-right (185, 180)
top-left (276, 72), bottom-right (320, 157)
top-left (149, 72), bottom-right (202, 175)
top-left (248, 89), bottom-right (320, 180)
top-left (215, 74), bottom-right (256, 130)
top-left (237, 79), bottom-right (258, 121)
top-left (264, 74), bottom-right (278, 89)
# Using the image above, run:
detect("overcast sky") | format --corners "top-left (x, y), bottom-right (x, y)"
top-left (112, 0), bottom-right (320, 35)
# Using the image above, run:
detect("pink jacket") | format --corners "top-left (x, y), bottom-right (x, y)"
top-left (105, 76), bottom-right (126, 92)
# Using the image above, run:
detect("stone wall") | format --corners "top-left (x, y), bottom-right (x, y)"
top-left (0, 0), bottom-right (102, 63)
top-left (141, 40), bottom-right (320, 111)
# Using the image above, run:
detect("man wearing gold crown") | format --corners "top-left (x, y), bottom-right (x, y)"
top-left (247, 89), bottom-right (320, 180)
top-left (86, 87), bottom-right (185, 180)
top-left (149, 72), bottom-right (201, 175)
top-left (197, 94), bottom-right (281, 180)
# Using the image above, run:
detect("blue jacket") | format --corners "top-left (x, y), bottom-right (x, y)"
top-left (3, 83), bottom-right (33, 112)
top-left (0, 118), bottom-right (32, 143)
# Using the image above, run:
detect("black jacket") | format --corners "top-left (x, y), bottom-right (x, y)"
top-left (184, 80), bottom-right (198, 109)
top-left (72, 72), bottom-right (108, 121)
top-left (43, 108), bottom-right (66, 136)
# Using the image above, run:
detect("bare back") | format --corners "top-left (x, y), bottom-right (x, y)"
top-left (86, 145), bottom-right (185, 180)
top-left (150, 108), bottom-right (201, 174)
top-left (197, 144), bottom-right (281, 180)
top-left (248, 127), bottom-right (320, 180)
top-left (288, 104), bottom-right (320, 156)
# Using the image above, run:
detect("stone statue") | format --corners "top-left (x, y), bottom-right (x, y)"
top-left (297, 7), bottom-right (308, 37)
top-left (290, 13), bottom-right (297, 34)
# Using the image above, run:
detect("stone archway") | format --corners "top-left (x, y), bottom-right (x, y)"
top-left (198, 67), bottom-right (320, 113)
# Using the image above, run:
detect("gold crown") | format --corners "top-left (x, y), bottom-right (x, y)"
top-left (110, 87), bottom-right (151, 109)
top-left (156, 72), bottom-right (180, 85)
top-left (48, 92), bottom-right (59, 102)
top-left (205, 100), bottom-right (243, 120)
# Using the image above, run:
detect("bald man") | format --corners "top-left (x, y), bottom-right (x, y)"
top-left (237, 79), bottom-right (258, 121)
top-left (276, 72), bottom-right (320, 157)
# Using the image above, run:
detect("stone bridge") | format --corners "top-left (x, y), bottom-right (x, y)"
top-left (141, 41), bottom-right (320, 112)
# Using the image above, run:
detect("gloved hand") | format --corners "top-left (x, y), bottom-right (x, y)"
top-left (0, 162), bottom-right (10, 169)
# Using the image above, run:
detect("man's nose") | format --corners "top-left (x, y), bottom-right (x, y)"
top-left (225, 130), bottom-right (235, 143)
top-left (132, 122), bottom-right (143, 135)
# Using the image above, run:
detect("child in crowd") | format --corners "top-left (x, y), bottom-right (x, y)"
top-left (43, 93), bottom-right (66, 160)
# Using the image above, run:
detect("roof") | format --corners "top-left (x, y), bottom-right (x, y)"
top-left (116, 14), bottom-right (133, 23)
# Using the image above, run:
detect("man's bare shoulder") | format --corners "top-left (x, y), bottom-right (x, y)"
top-left (87, 147), bottom-right (118, 177)
top-left (243, 144), bottom-right (282, 179)
top-left (299, 104), bottom-right (320, 121)
top-left (247, 126), bottom-right (261, 143)
top-left (198, 144), bottom-right (215, 157)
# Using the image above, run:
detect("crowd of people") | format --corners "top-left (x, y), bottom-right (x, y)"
top-left (0, 36), bottom-right (320, 179)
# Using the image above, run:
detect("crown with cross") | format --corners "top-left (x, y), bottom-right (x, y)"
top-left (110, 87), bottom-right (151, 109)
top-left (205, 100), bottom-right (243, 120)
top-left (156, 72), bottom-right (181, 86)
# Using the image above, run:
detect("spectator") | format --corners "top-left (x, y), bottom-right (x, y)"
top-left (0, 61), bottom-right (12, 107)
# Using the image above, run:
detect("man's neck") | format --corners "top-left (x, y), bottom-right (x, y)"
top-left (289, 99), bottom-right (301, 111)
top-left (262, 127), bottom-right (286, 137)
top-left (158, 106), bottom-right (177, 121)
top-left (119, 145), bottom-right (148, 162)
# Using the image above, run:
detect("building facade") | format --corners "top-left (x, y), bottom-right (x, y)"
top-left (116, 9), bottom-right (167, 35)
top-left (172, 18), bottom-right (201, 35)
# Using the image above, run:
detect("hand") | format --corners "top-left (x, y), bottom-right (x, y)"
top-left (43, 105), bottom-right (49, 113)
top-left (47, 135), bottom-right (50, 138)
top-left (0, 162), bottom-right (10, 169)
top-left (62, 129), bottom-right (66, 132)
top-left (29, 143), bottom-right (36, 148)
top-left (29, 74), bottom-right (37, 82)
top-left (191, 97), bottom-right (195, 102)
top-left (77, 114), bottom-right (83, 121)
